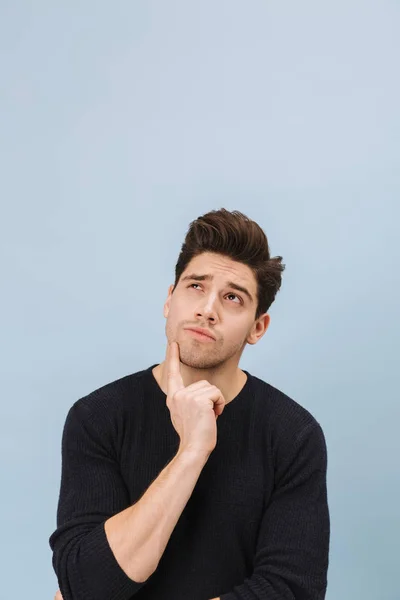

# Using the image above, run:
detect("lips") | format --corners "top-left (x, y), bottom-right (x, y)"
top-left (184, 328), bottom-right (216, 340)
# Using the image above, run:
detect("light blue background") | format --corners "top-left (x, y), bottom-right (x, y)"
top-left (1, 2), bottom-right (398, 599)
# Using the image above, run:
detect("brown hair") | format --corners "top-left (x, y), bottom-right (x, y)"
top-left (173, 208), bottom-right (285, 320)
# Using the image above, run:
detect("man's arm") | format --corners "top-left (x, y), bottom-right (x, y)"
top-left (104, 447), bottom-right (210, 583)
top-left (49, 400), bottom-right (210, 600)
top-left (217, 421), bottom-right (330, 599)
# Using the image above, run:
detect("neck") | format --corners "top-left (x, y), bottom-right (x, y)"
top-left (153, 360), bottom-right (247, 406)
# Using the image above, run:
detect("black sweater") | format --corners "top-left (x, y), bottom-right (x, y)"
top-left (49, 364), bottom-right (330, 600)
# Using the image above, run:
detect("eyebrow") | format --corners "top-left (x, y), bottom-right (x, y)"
top-left (181, 273), bottom-right (254, 303)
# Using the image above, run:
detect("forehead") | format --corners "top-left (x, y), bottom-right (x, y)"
top-left (182, 252), bottom-right (256, 289)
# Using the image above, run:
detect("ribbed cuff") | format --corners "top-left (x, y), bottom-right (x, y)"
top-left (79, 521), bottom-right (147, 600)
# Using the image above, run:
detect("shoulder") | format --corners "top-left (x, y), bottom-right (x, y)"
top-left (249, 374), bottom-right (328, 473)
top-left (61, 367), bottom-right (152, 455)
top-left (69, 367), bottom-right (151, 425)
top-left (249, 373), bottom-right (325, 438)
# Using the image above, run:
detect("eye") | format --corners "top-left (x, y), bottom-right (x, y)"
top-left (226, 293), bottom-right (242, 304)
top-left (188, 284), bottom-right (242, 304)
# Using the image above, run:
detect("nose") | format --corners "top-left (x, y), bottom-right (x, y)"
top-left (196, 311), bottom-right (216, 323)
top-left (196, 295), bottom-right (218, 323)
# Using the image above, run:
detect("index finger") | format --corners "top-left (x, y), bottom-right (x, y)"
top-left (166, 341), bottom-right (184, 397)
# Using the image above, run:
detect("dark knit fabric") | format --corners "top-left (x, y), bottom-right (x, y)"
top-left (49, 364), bottom-right (330, 600)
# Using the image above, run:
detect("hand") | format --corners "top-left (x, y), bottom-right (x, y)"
top-left (166, 341), bottom-right (226, 454)
top-left (54, 591), bottom-right (63, 600)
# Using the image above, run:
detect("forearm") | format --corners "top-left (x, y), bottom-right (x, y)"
top-left (104, 447), bottom-right (210, 583)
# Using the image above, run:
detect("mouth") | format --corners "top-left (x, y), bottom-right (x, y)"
top-left (184, 329), bottom-right (216, 342)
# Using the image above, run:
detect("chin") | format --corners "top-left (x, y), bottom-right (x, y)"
top-left (183, 358), bottom-right (221, 370)
top-left (179, 347), bottom-right (223, 371)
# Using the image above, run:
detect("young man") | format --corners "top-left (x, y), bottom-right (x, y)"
top-left (50, 208), bottom-right (330, 600)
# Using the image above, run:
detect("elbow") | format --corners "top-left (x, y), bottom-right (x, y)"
top-left (51, 540), bottom-right (84, 600)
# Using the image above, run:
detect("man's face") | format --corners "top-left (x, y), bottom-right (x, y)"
top-left (163, 252), bottom-right (269, 370)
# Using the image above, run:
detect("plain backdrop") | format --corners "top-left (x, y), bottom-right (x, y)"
top-left (1, 2), bottom-right (399, 599)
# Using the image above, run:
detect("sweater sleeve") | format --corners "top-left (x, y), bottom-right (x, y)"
top-left (48, 400), bottom-right (147, 600)
top-left (219, 421), bottom-right (330, 600)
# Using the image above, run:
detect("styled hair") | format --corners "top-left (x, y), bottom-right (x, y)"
top-left (173, 208), bottom-right (285, 320)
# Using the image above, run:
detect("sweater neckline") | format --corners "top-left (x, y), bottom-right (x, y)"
top-left (145, 363), bottom-right (252, 409)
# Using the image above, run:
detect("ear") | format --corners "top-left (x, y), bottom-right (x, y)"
top-left (246, 313), bottom-right (271, 346)
top-left (163, 284), bottom-right (175, 319)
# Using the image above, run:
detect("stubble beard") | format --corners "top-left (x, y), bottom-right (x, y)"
top-left (167, 325), bottom-right (247, 371)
